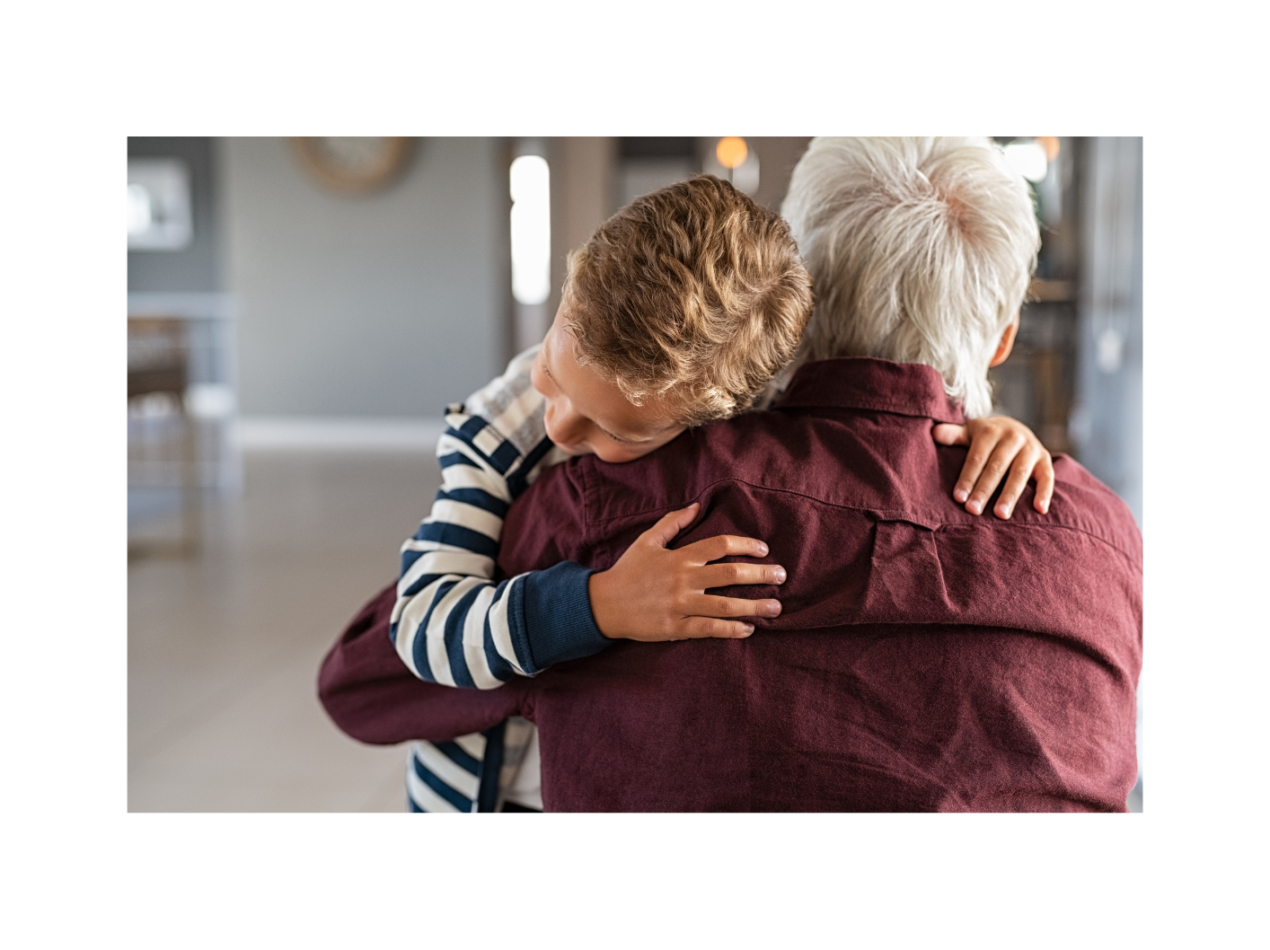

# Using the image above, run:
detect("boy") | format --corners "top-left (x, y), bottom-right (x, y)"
top-left (391, 176), bottom-right (1052, 811)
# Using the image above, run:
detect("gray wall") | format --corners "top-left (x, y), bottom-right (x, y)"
top-left (128, 137), bottom-right (223, 293)
top-left (1074, 137), bottom-right (1143, 528)
top-left (220, 137), bottom-right (507, 417)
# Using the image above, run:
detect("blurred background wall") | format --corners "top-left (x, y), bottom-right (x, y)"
top-left (221, 137), bottom-right (507, 419)
top-left (1075, 137), bottom-right (1143, 526)
top-left (130, 135), bottom-right (1144, 498)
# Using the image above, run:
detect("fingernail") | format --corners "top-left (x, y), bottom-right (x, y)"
top-left (998, 502), bottom-right (1012, 518)
top-left (774, 567), bottom-right (787, 583)
top-left (953, 488), bottom-right (969, 502)
top-left (967, 499), bottom-right (983, 514)
top-left (741, 624), bottom-right (754, 636)
top-left (765, 601), bottom-right (782, 617)
top-left (757, 542), bottom-right (769, 555)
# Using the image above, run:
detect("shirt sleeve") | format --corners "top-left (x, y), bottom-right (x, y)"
top-left (389, 346), bottom-right (611, 689)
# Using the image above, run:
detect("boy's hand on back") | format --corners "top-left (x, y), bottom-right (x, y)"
top-left (588, 503), bottom-right (785, 642)
top-left (932, 417), bottom-right (1055, 519)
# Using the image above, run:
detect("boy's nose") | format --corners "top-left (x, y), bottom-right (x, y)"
top-left (546, 403), bottom-right (588, 447)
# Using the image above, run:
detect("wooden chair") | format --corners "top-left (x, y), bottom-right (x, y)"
top-left (128, 317), bottom-right (201, 554)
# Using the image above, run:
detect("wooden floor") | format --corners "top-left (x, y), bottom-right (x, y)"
top-left (128, 447), bottom-right (441, 812)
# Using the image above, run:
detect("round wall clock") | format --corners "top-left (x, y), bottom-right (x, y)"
top-left (291, 137), bottom-right (413, 194)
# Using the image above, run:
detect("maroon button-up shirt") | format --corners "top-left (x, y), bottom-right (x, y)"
top-left (320, 358), bottom-right (1142, 811)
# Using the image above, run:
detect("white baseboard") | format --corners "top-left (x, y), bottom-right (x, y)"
top-left (235, 416), bottom-right (445, 451)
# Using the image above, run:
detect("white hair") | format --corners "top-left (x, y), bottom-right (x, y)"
top-left (781, 137), bottom-right (1040, 418)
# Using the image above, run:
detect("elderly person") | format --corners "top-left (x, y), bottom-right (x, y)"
top-left (322, 137), bottom-right (1141, 811)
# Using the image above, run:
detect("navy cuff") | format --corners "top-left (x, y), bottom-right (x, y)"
top-left (519, 561), bottom-right (612, 672)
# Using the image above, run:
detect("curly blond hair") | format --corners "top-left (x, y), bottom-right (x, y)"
top-left (561, 175), bottom-right (813, 427)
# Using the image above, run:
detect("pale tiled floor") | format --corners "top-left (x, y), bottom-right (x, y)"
top-left (128, 448), bottom-right (441, 812)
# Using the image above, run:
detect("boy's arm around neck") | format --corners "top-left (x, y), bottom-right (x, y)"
top-left (391, 348), bottom-right (612, 692)
top-left (320, 581), bottom-right (528, 745)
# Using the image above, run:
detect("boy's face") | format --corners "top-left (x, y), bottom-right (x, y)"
top-left (531, 304), bottom-right (686, 464)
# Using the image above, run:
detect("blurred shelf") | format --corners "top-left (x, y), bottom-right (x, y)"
top-left (1028, 278), bottom-right (1074, 303)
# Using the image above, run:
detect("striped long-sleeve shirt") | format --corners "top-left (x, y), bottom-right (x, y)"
top-left (391, 345), bottom-right (612, 812)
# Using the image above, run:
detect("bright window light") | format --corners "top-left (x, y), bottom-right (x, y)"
top-left (510, 155), bottom-right (551, 305)
top-left (128, 183), bottom-right (153, 235)
top-left (1003, 140), bottom-right (1050, 183)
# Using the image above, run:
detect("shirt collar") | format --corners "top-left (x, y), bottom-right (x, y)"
top-left (774, 357), bottom-right (966, 425)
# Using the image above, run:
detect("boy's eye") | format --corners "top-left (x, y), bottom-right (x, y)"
top-left (539, 354), bottom-right (557, 385)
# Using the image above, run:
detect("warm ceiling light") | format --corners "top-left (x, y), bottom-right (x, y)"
top-left (716, 137), bottom-right (748, 170)
top-left (1036, 136), bottom-right (1061, 161)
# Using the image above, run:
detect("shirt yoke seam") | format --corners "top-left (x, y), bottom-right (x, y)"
top-left (584, 475), bottom-right (1141, 566)
top-left (778, 400), bottom-right (959, 421)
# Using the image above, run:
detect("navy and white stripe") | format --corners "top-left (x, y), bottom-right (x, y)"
top-left (406, 718), bottom-right (542, 813)
top-left (391, 347), bottom-right (608, 812)
top-left (390, 346), bottom-right (569, 688)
